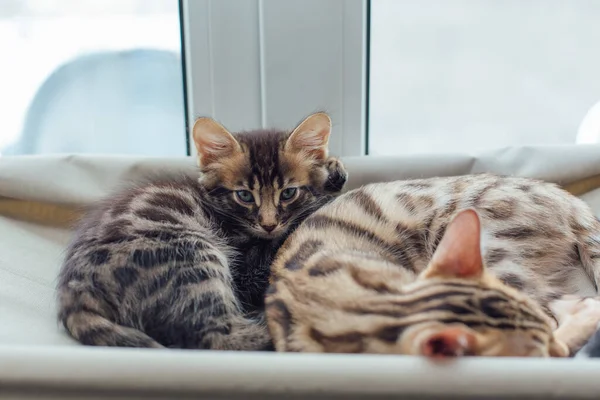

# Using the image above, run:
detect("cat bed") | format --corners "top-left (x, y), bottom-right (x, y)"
top-left (2, 146), bottom-right (600, 399)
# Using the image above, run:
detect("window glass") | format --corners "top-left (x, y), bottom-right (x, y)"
top-left (0, 0), bottom-right (185, 156)
top-left (369, 0), bottom-right (600, 155)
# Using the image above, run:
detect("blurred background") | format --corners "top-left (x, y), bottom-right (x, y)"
top-left (0, 0), bottom-right (184, 156)
top-left (1, 0), bottom-right (599, 157)
top-left (369, 0), bottom-right (600, 155)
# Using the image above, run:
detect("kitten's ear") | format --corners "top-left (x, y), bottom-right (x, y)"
top-left (285, 112), bottom-right (331, 161)
top-left (420, 327), bottom-right (477, 358)
top-left (421, 208), bottom-right (484, 280)
top-left (192, 117), bottom-right (241, 167)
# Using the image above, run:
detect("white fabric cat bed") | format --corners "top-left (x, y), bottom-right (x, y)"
top-left (2, 146), bottom-right (600, 399)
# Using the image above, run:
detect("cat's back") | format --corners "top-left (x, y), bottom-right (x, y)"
top-left (272, 173), bottom-right (597, 285)
top-left (270, 175), bottom-right (466, 278)
top-left (273, 174), bottom-right (497, 266)
top-left (59, 174), bottom-right (222, 286)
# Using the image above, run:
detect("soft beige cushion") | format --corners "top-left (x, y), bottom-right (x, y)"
top-left (2, 146), bottom-right (600, 399)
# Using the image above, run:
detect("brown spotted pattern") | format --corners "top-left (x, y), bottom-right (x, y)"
top-left (266, 174), bottom-right (600, 356)
top-left (57, 113), bottom-right (347, 350)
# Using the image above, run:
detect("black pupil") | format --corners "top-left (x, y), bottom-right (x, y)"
top-left (282, 188), bottom-right (296, 200)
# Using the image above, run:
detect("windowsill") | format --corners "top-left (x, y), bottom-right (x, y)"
top-left (1, 345), bottom-right (599, 399)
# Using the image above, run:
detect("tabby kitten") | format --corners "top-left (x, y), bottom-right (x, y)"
top-left (266, 174), bottom-right (600, 356)
top-left (57, 112), bottom-right (347, 350)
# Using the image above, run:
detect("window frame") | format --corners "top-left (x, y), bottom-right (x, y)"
top-left (180, 0), bottom-right (369, 157)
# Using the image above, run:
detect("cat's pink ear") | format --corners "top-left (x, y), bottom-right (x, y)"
top-left (285, 112), bottom-right (331, 161)
top-left (420, 327), bottom-right (477, 358)
top-left (422, 208), bottom-right (484, 280)
top-left (192, 117), bottom-right (241, 167)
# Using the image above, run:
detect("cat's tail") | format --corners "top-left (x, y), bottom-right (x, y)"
top-left (59, 299), bottom-right (271, 350)
top-left (209, 314), bottom-right (273, 351)
top-left (60, 307), bottom-right (164, 348)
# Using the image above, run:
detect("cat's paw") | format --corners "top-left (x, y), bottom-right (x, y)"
top-left (551, 296), bottom-right (600, 355)
top-left (551, 296), bottom-right (600, 322)
top-left (568, 297), bottom-right (600, 323)
top-left (324, 157), bottom-right (348, 193)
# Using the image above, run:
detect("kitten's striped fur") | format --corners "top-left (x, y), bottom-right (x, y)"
top-left (266, 174), bottom-right (600, 356)
top-left (57, 113), bottom-right (347, 349)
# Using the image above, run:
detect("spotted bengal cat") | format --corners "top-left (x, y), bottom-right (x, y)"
top-left (266, 174), bottom-right (600, 357)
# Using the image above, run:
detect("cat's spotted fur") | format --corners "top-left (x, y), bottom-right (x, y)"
top-left (57, 113), bottom-right (347, 350)
top-left (266, 174), bottom-right (600, 356)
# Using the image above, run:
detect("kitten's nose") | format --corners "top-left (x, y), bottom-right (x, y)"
top-left (261, 224), bottom-right (277, 233)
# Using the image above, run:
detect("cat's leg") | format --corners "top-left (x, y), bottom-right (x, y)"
top-left (323, 156), bottom-right (348, 193)
top-left (574, 217), bottom-right (600, 293)
top-left (59, 279), bottom-right (164, 348)
top-left (160, 278), bottom-right (272, 351)
top-left (64, 312), bottom-right (164, 348)
top-left (60, 239), bottom-right (271, 350)
top-left (558, 218), bottom-right (600, 355)
top-left (137, 243), bottom-right (272, 351)
top-left (549, 296), bottom-right (600, 355)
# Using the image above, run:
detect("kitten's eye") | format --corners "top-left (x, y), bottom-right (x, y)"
top-left (235, 190), bottom-right (254, 203)
top-left (280, 187), bottom-right (298, 201)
